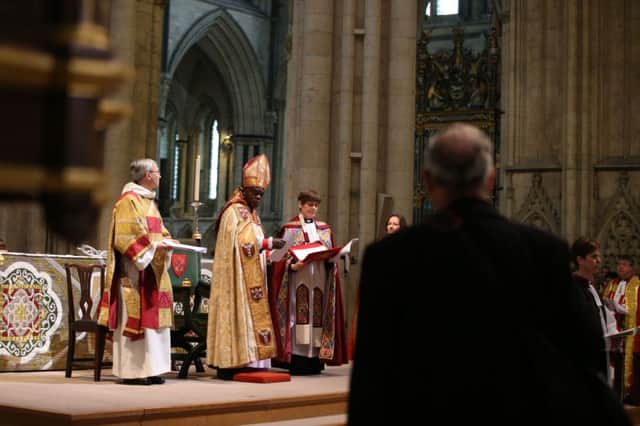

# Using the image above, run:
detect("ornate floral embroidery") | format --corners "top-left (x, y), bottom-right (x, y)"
top-left (296, 284), bottom-right (309, 324)
top-left (237, 206), bottom-right (250, 220)
top-left (258, 329), bottom-right (272, 344)
top-left (313, 288), bottom-right (323, 327)
top-left (249, 286), bottom-right (264, 301)
top-left (241, 243), bottom-right (255, 258)
top-left (0, 262), bottom-right (62, 362)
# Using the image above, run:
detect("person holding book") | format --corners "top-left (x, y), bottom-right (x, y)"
top-left (206, 154), bottom-right (285, 380)
top-left (98, 158), bottom-right (174, 385)
top-left (269, 190), bottom-right (348, 375)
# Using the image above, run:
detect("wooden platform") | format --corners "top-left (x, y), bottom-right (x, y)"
top-left (0, 364), bottom-right (350, 426)
top-left (5, 362), bottom-right (640, 426)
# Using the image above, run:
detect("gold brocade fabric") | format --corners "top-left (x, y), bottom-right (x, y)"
top-left (207, 203), bottom-right (276, 368)
top-left (624, 276), bottom-right (640, 391)
top-left (242, 154), bottom-right (271, 189)
top-left (98, 187), bottom-right (173, 331)
top-left (602, 279), bottom-right (619, 303)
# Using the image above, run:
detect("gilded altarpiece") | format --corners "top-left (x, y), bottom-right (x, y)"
top-left (414, 26), bottom-right (501, 222)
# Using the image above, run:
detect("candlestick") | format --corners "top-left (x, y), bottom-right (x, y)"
top-left (194, 155), bottom-right (201, 201)
top-left (191, 201), bottom-right (204, 241)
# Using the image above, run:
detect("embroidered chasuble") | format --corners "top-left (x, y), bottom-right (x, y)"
top-left (269, 215), bottom-right (348, 366)
top-left (98, 184), bottom-right (173, 338)
top-left (207, 193), bottom-right (276, 369)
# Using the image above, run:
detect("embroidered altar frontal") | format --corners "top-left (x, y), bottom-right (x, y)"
top-left (0, 252), bottom-right (109, 372)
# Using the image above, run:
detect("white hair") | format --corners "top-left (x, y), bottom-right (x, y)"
top-left (130, 158), bottom-right (157, 183)
top-left (424, 123), bottom-right (493, 192)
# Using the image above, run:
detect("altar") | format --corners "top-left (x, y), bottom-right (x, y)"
top-left (0, 252), bottom-right (106, 372)
top-left (0, 251), bottom-right (213, 373)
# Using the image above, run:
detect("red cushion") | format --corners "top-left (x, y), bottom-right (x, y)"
top-left (232, 371), bottom-right (291, 383)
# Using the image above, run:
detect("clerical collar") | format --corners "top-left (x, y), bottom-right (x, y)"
top-left (304, 218), bottom-right (314, 224)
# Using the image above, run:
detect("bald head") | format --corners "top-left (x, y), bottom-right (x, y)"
top-left (424, 123), bottom-right (494, 207)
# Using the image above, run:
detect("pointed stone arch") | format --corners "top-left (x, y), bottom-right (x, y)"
top-left (514, 173), bottom-right (560, 234)
top-left (167, 10), bottom-right (267, 136)
top-left (160, 8), bottom-right (276, 233)
top-left (596, 172), bottom-right (640, 267)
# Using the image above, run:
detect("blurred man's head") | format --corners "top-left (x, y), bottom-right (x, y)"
top-left (617, 255), bottom-right (635, 281)
top-left (423, 123), bottom-right (495, 210)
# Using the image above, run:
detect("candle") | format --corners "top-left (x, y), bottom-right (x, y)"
top-left (194, 155), bottom-right (201, 201)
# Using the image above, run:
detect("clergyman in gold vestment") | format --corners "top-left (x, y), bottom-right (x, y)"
top-left (206, 154), bottom-right (284, 379)
top-left (98, 158), bottom-right (174, 385)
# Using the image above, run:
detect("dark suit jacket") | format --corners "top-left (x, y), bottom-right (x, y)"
top-left (348, 198), bottom-right (629, 425)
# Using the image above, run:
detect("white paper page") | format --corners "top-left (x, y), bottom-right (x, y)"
top-left (338, 238), bottom-right (358, 256)
top-left (270, 232), bottom-right (297, 262)
top-left (163, 240), bottom-right (207, 254)
top-left (606, 326), bottom-right (640, 338)
top-left (291, 243), bottom-right (328, 261)
top-left (329, 238), bottom-right (358, 263)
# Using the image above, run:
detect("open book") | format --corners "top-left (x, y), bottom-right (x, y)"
top-left (288, 238), bottom-right (358, 263)
top-left (338, 238), bottom-right (358, 257)
top-left (606, 326), bottom-right (640, 339)
top-left (289, 242), bottom-right (341, 262)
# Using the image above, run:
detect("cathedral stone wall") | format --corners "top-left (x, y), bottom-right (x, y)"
top-left (1, 0), bottom-right (637, 279)
top-left (97, 0), bottom-right (166, 251)
top-left (501, 0), bottom-right (640, 266)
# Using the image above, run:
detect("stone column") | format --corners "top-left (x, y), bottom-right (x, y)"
top-left (98, 0), bottom-right (137, 248)
top-left (562, 0), bottom-right (581, 241)
top-left (328, 0), bottom-right (356, 245)
top-left (98, 0), bottom-right (165, 248)
top-left (137, 0), bottom-right (165, 159)
top-left (384, 0), bottom-right (416, 222)
top-left (284, 0), bottom-right (334, 218)
top-left (500, 0), bottom-right (514, 216)
top-left (358, 0), bottom-right (382, 253)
